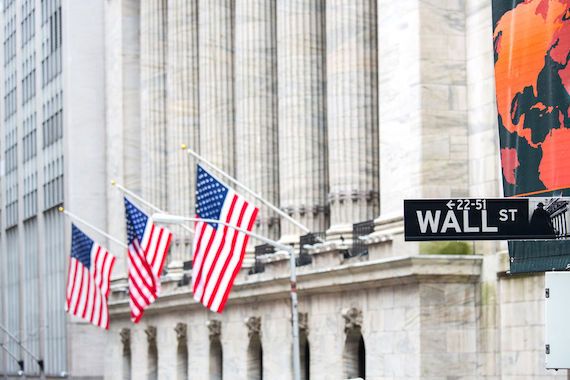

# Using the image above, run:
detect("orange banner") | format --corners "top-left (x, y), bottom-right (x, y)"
top-left (494, 0), bottom-right (570, 197)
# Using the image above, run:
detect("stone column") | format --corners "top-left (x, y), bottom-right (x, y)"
top-left (105, 0), bottom-right (140, 277)
top-left (235, 0), bottom-right (280, 254)
top-left (140, 0), bottom-right (168, 208)
top-left (377, 0), bottom-right (422, 219)
top-left (466, 1), bottom-right (501, 377)
top-left (130, 328), bottom-right (151, 379)
top-left (156, 323), bottom-right (178, 379)
top-left (326, 0), bottom-right (379, 240)
top-left (378, 0), bottom-right (468, 216)
top-left (277, 0), bottom-right (328, 242)
top-left (374, 0), bottom-right (469, 258)
top-left (222, 317), bottom-right (248, 378)
top-left (199, 0), bottom-right (235, 174)
top-left (167, 0), bottom-right (199, 269)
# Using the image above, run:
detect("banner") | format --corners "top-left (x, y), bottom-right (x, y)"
top-left (493, 0), bottom-right (570, 272)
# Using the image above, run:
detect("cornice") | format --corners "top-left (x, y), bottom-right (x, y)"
top-left (109, 254), bottom-right (482, 318)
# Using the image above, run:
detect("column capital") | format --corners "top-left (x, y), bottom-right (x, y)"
top-left (342, 307), bottom-right (363, 333)
top-left (207, 319), bottom-right (221, 340)
top-left (245, 316), bottom-right (261, 338)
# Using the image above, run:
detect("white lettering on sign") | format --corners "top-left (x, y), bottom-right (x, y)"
top-left (463, 210), bottom-right (479, 232)
top-left (415, 209), bottom-right (502, 234)
top-left (481, 210), bottom-right (498, 232)
top-left (416, 210), bottom-right (441, 233)
top-left (441, 211), bottom-right (461, 233)
top-left (499, 209), bottom-right (508, 221)
top-left (499, 208), bottom-right (518, 222)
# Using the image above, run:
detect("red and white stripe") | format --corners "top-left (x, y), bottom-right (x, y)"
top-left (65, 244), bottom-right (116, 329)
top-left (192, 189), bottom-right (258, 312)
top-left (128, 220), bottom-right (172, 322)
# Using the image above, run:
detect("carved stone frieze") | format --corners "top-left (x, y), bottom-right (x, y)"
top-left (245, 316), bottom-right (261, 338)
top-left (175, 322), bottom-right (187, 343)
top-left (119, 328), bottom-right (130, 355)
top-left (342, 307), bottom-right (363, 333)
top-left (145, 326), bottom-right (157, 346)
top-left (207, 319), bottom-right (221, 340)
top-left (298, 312), bottom-right (308, 334)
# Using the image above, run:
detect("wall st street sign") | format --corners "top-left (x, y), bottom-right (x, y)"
top-left (404, 198), bottom-right (570, 241)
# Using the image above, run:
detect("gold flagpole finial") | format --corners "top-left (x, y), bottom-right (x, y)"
top-left (111, 179), bottom-right (116, 186)
top-left (181, 143), bottom-right (187, 150)
top-left (58, 206), bottom-right (64, 212)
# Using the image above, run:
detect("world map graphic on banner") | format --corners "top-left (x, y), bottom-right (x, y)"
top-left (494, 0), bottom-right (570, 197)
top-left (493, 0), bottom-right (570, 273)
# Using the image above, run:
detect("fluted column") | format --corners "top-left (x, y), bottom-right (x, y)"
top-left (140, 0), bottom-right (168, 208)
top-left (326, 0), bottom-right (379, 239)
top-left (235, 0), bottom-right (279, 245)
top-left (277, 0), bottom-right (328, 241)
top-left (105, 0), bottom-right (140, 278)
top-left (167, 0), bottom-right (199, 267)
top-left (374, 0), bottom-right (468, 263)
top-left (199, 0), bottom-right (235, 174)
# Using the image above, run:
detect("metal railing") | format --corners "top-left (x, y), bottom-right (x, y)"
top-left (347, 220), bottom-right (374, 259)
top-left (297, 232), bottom-right (325, 266)
top-left (249, 244), bottom-right (275, 274)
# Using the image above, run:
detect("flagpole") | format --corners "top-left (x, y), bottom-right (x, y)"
top-left (152, 213), bottom-right (302, 380)
top-left (182, 145), bottom-right (321, 242)
top-left (111, 180), bottom-right (195, 234)
top-left (58, 207), bottom-right (128, 249)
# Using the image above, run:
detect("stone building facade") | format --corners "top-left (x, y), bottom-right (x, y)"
top-left (101, 0), bottom-right (567, 379)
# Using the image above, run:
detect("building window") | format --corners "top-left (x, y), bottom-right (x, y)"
top-left (41, 0), bottom-right (62, 86)
top-left (209, 337), bottom-right (223, 380)
top-left (300, 331), bottom-right (310, 380)
top-left (175, 323), bottom-right (188, 380)
top-left (3, 14), bottom-right (16, 65)
top-left (4, 72), bottom-right (17, 120)
top-left (207, 319), bottom-right (223, 380)
top-left (343, 332), bottom-right (365, 379)
top-left (342, 308), bottom-right (365, 379)
top-left (23, 172), bottom-right (38, 219)
top-left (247, 334), bottom-right (263, 380)
top-left (42, 92), bottom-right (63, 148)
top-left (23, 113), bottom-right (37, 162)
top-left (21, 0), bottom-right (35, 46)
top-left (43, 156), bottom-right (64, 210)
top-left (146, 326), bottom-right (158, 380)
top-left (22, 54), bottom-right (36, 104)
top-left (120, 328), bottom-right (131, 380)
top-left (5, 143), bottom-right (17, 173)
top-left (246, 317), bottom-right (262, 380)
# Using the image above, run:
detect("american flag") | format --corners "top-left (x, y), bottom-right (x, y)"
top-left (66, 224), bottom-right (116, 329)
top-left (124, 197), bottom-right (173, 322)
top-left (192, 165), bottom-right (259, 312)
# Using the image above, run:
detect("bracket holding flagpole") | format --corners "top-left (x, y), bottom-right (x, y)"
top-left (0, 341), bottom-right (23, 373)
top-left (0, 323), bottom-right (44, 374)
top-left (58, 207), bottom-right (128, 249)
top-left (152, 212), bottom-right (302, 380)
top-left (111, 180), bottom-right (195, 235)
top-left (182, 144), bottom-right (322, 243)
